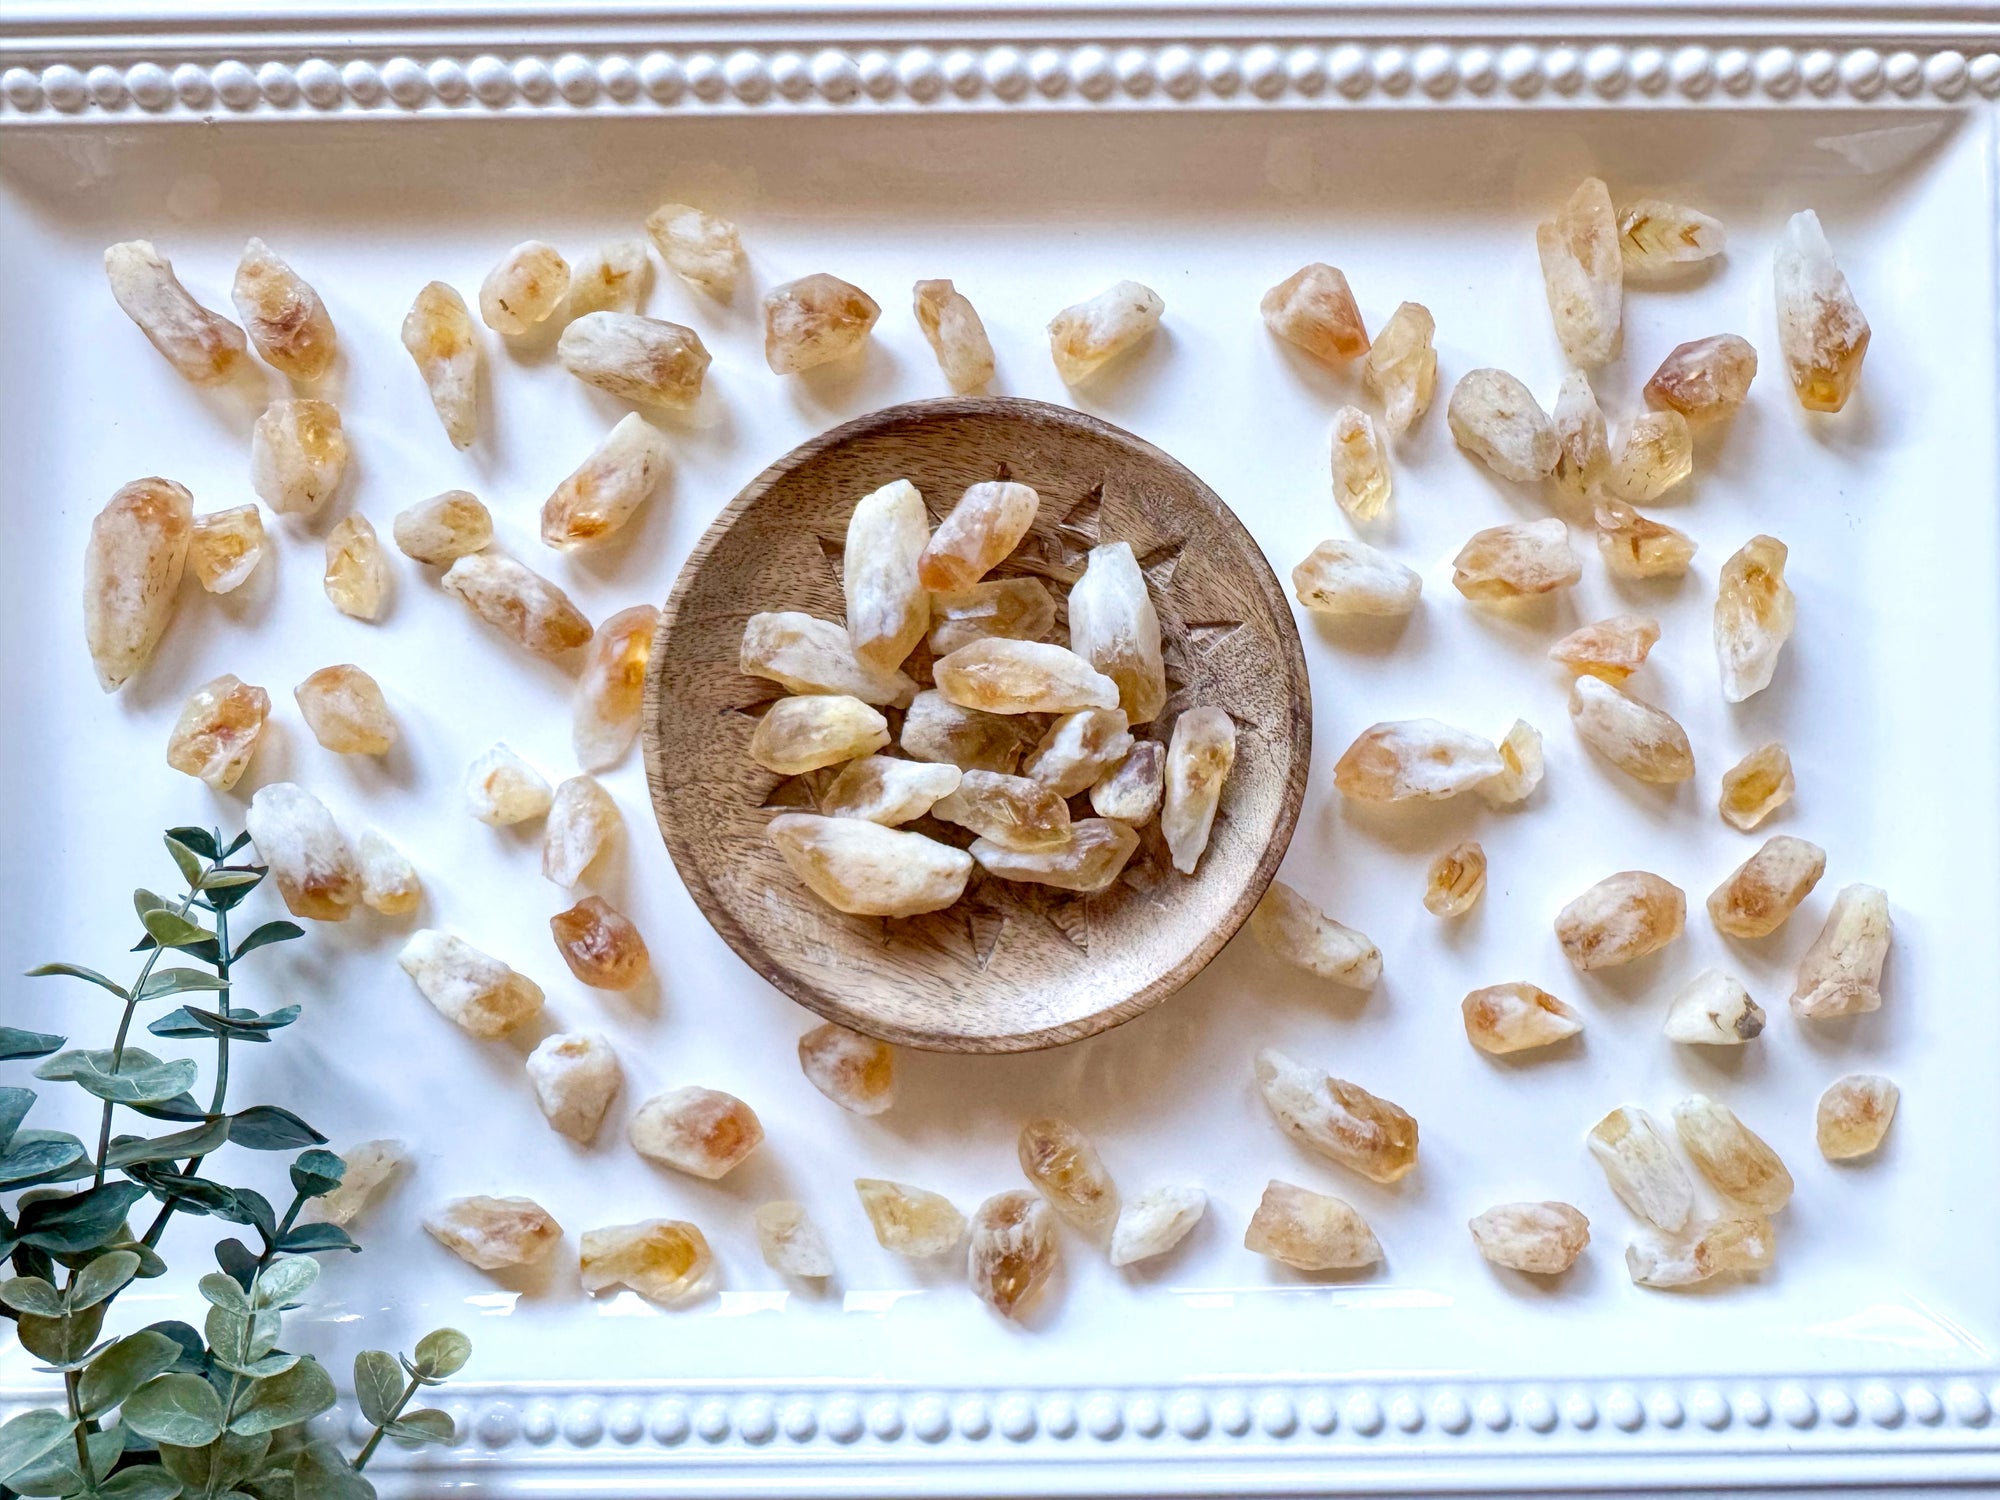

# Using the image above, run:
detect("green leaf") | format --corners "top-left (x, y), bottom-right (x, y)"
top-left (0, 1410), bottom-right (76, 1487)
top-left (166, 828), bottom-right (220, 861)
top-left (212, 1187), bottom-right (277, 1238)
top-left (352, 1351), bottom-right (402, 1426)
top-left (204, 1304), bottom-right (279, 1369)
top-left (212, 1351), bottom-right (300, 1381)
top-left (288, 1441), bottom-right (374, 1500)
top-left (128, 1093), bottom-right (209, 1123)
top-left (142, 909), bottom-right (214, 953)
top-left (106, 1118), bottom-right (232, 1170)
top-left (79, 1331), bottom-right (184, 1417)
top-left (273, 1223), bottom-right (356, 1255)
top-left (0, 1275), bottom-right (63, 1316)
top-left (165, 835), bottom-right (206, 889)
top-left (131, 934), bottom-right (224, 967)
top-left (214, 1238), bottom-right (258, 1289)
top-left (0, 1086), bottom-right (33, 1150)
top-left (35, 1049), bottom-right (200, 1107)
top-left (67, 1248), bottom-right (141, 1309)
top-left (232, 923), bottom-right (304, 962)
top-left (383, 1409), bottom-right (455, 1447)
top-left (0, 1027), bottom-right (70, 1060)
top-left (288, 1151), bottom-right (344, 1200)
top-left (198, 1271), bottom-right (249, 1311)
top-left (0, 1131), bottom-right (89, 1187)
top-left (23, 964), bottom-right (129, 1000)
top-left (103, 1463), bottom-right (185, 1500)
top-left (121, 1374), bottom-right (225, 1447)
top-left (125, 1165), bottom-right (237, 1216)
top-left (16, 1300), bottom-right (106, 1368)
top-left (201, 869), bottom-right (263, 892)
top-left (134, 889), bottom-right (174, 921)
top-left (148, 1007), bottom-right (297, 1045)
top-left (16, 1182), bottom-right (148, 1253)
top-left (251, 1254), bottom-right (318, 1310)
top-left (228, 1359), bottom-right (336, 1436)
top-left (160, 1430), bottom-right (268, 1493)
top-left (410, 1328), bottom-right (472, 1382)
top-left (229, 1108), bottom-right (324, 1152)
top-left (224, 830), bottom-right (253, 857)
top-left (136, 970), bottom-right (231, 1002)
top-left (139, 1320), bottom-right (207, 1372)
top-left (6, 1422), bottom-right (123, 1497)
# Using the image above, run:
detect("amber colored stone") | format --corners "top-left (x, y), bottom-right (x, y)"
top-left (246, 783), bottom-right (360, 923)
top-left (933, 769), bottom-right (1072, 851)
top-left (1569, 677), bottom-right (1695, 784)
top-left (1452, 518), bottom-right (1580, 600)
top-left (84, 476), bottom-right (193, 693)
top-left (1536, 176), bottom-right (1623, 368)
top-left (550, 896), bottom-right (650, 990)
top-left (1774, 210), bottom-right (1868, 413)
top-left (574, 604), bottom-right (660, 770)
top-left (856, 1180), bottom-right (965, 1256)
top-left (479, 240), bottom-right (569, 335)
top-left (1162, 707), bottom-right (1235, 874)
top-left (1645, 334), bottom-right (1757, 423)
top-left (967, 1190), bottom-right (1059, 1317)
top-left (1244, 1180), bottom-right (1381, 1271)
top-left (1424, 840), bottom-right (1487, 916)
top-left (969, 818), bottom-right (1140, 894)
top-left (1587, 1106), bottom-right (1694, 1231)
top-left (1017, 1117), bottom-right (1118, 1235)
top-left (1617, 198), bottom-right (1725, 276)
top-left (935, 639), bottom-right (1119, 716)
top-left (580, 1220), bottom-right (713, 1303)
top-left (1361, 300), bottom-right (1436, 434)
top-left (928, 578), bottom-right (1057, 656)
top-left (1254, 1047), bottom-right (1417, 1184)
top-left (167, 674), bottom-right (269, 791)
top-left (1048, 281), bottom-right (1163, 384)
top-left (442, 553), bottom-right (593, 658)
top-left (741, 611), bottom-right (915, 706)
top-left (1719, 742), bottom-right (1794, 831)
top-left (646, 203), bottom-right (740, 299)
top-left (402, 281), bottom-right (478, 448)
top-left (749, 696), bottom-right (891, 776)
top-left (629, 1087), bottom-right (763, 1180)
top-left (1816, 1075), bottom-right (1898, 1160)
top-left (764, 273), bottom-right (879, 374)
top-left (1555, 870), bottom-right (1686, 970)
top-left (104, 239), bottom-right (248, 386)
top-left (1547, 614), bottom-right (1659, 684)
top-left (798, 1022), bottom-right (895, 1115)
top-left (251, 398), bottom-right (348, 516)
top-left (918, 481), bottom-right (1040, 592)
top-left (768, 814), bottom-right (972, 917)
top-left (1715, 534), bottom-right (1796, 703)
top-left (1469, 1202), bottom-right (1589, 1274)
top-left (1261, 263), bottom-right (1369, 363)
top-left (1672, 1095), bottom-right (1793, 1214)
top-left (295, 664), bottom-right (395, 755)
top-left (1462, 983), bottom-right (1581, 1055)
top-left (913, 279), bottom-right (995, 391)
top-left (232, 237), bottom-right (337, 380)
top-left (1068, 542), bottom-right (1167, 724)
top-left (541, 413), bottom-right (673, 548)
top-left (1333, 720), bottom-right (1503, 803)
top-left (557, 313), bottom-right (709, 409)
top-left (425, 1196), bottom-right (561, 1270)
top-left (323, 516), bottom-right (389, 621)
top-left (1595, 500), bottom-right (1696, 580)
top-left (188, 505), bottom-right (267, 594)
top-left (1708, 836), bottom-right (1825, 939)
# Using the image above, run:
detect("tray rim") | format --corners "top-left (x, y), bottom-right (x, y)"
top-left (3, 5), bottom-right (1998, 1494)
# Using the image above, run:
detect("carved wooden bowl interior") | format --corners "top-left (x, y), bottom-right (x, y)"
top-left (642, 396), bottom-right (1311, 1053)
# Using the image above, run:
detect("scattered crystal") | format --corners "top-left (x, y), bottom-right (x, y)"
top-left (1587, 1107), bottom-right (1694, 1230)
top-left (755, 1202), bottom-right (834, 1278)
top-left (645, 203), bottom-right (741, 299)
top-left (251, 398), bottom-right (348, 516)
top-left (424, 1196), bottom-right (562, 1270)
top-left (188, 504), bottom-right (267, 594)
top-left (1109, 1186), bottom-right (1207, 1267)
top-left (1568, 677), bottom-right (1695, 784)
top-left (1018, 1117), bottom-right (1118, 1236)
top-left (768, 813), bottom-right (973, 916)
top-left (1291, 538), bottom-right (1422, 617)
top-left (918, 481), bottom-right (1041, 592)
top-left (967, 1190), bottom-right (1059, 1317)
top-left (295, 664), bottom-right (395, 755)
top-left (556, 312), bottom-right (709, 412)
top-left (543, 775), bottom-right (620, 886)
top-left (1715, 534), bottom-right (1796, 702)
top-left (1328, 406), bottom-right (1393, 525)
top-left (741, 611), bottom-right (916, 706)
top-left (971, 818), bottom-right (1139, 893)
top-left (1068, 542), bottom-right (1167, 723)
top-left (1089, 740), bottom-right (1166, 824)
top-left (1790, 884), bottom-right (1891, 1020)
top-left (1462, 982), bottom-right (1582, 1055)
top-left (526, 1031), bottom-right (622, 1143)
top-left (1556, 870), bottom-right (1686, 970)
top-left (1605, 410), bottom-right (1694, 503)
top-left (1645, 334), bottom-right (1757, 424)
top-left (1448, 369), bottom-right (1559, 482)
top-left (750, 695), bottom-right (891, 775)
top-left (1026, 709), bottom-right (1132, 797)
top-left (1708, 835), bottom-right (1825, 939)
top-left (798, 1022), bottom-right (895, 1115)
top-left (1469, 1202), bottom-right (1590, 1274)
top-left (844, 479), bottom-right (931, 671)
top-left (1161, 707), bottom-right (1236, 874)
top-left (84, 478), bottom-right (191, 692)
top-left (1662, 969), bottom-right (1766, 1045)
top-left (1595, 500), bottom-right (1697, 580)
top-left (935, 638), bottom-right (1119, 715)
top-left (393, 490), bottom-right (491, 566)
top-left (1617, 198), bottom-right (1726, 276)
top-left (1452, 518), bottom-right (1580, 600)
top-left (401, 281), bottom-right (479, 448)
top-left (575, 604), bottom-right (659, 770)
top-left (1249, 881), bottom-right (1382, 990)
top-left (856, 1179), bottom-right (965, 1256)
top-left (1719, 742), bottom-right (1794, 831)
top-left (167, 674), bottom-right (269, 791)
top-left (1254, 1047), bottom-right (1417, 1184)
top-left (479, 240), bottom-right (569, 335)
top-left (1261, 262), bottom-right (1369, 363)
top-left (1244, 1180), bottom-right (1381, 1271)
top-left (1361, 300), bottom-right (1437, 434)
top-left (549, 896), bottom-right (650, 991)
top-left (1425, 840), bottom-right (1487, 916)
top-left (630, 1087), bottom-right (763, 1180)
top-left (465, 744), bottom-right (553, 826)
top-left (1817, 1074), bottom-right (1899, 1160)
top-left (1476, 720), bottom-right (1546, 808)
top-left (1673, 1095), bottom-right (1794, 1214)
top-left (1334, 719), bottom-right (1504, 802)
top-left (1536, 177), bottom-right (1623, 367)
top-left (934, 769), bottom-right (1071, 850)
top-left (764, 273), bottom-right (880, 373)
top-left (928, 578), bottom-right (1057, 656)
top-left (1627, 1215), bottom-right (1775, 1288)
top-left (322, 515), bottom-right (388, 620)
top-left (1548, 614), bottom-right (1659, 683)
top-left (1551, 370), bottom-right (1611, 506)
top-left (232, 237), bottom-right (336, 380)
top-left (356, 829), bottom-right (420, 916)
top-left (300, 1140), bottom-right (405, 1227)
top-left (104, 240), bottom-right (248, 384)
top-left (1048, 280), bottom-right (1164, 384)
top-left (1774, 210), bottom-right (1869, 413)
top-left (900, 689), bottom-right (1034, 773)
top-left (913, 278), bottom-right (996, 391)
top-left (246, 782), bottom-right (359, 922)
top-left (822, 756), bottom-right (962, 825)
top-left (443, 553), bottom-right (593, 657)
top-left (398, 930), bottom-right (544, 1037)
top-left (541, 412), bottom-right (673, 548)
top-left (566, 239), bottom-right (651, 317)
top-left (580, 1220), bottom-right (714, 1303)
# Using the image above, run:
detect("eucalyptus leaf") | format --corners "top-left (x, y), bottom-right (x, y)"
top-left (212, 1350), bottom-right (300, 1381)
top-left (16, 1181), bottom-right (148, 1253)
top-left (213, 1238), bottom-right (258, 1290)
top-left (165, 828), bottom-right (220, 862)
top-left (288, 1441), bottom-right (374, 1500)
top-left (130, 934), bottom-right (224, 967)
top-left (201, 869), bottom-right (263, 892)
top-left (23, 964), bottom-right (128, 1000)
top-left (139, 1320), bottom-right (207, 1373)
top-left (0, 1086), bottom-right (32, 1152)
top-left (35, 1050), bottom-right (200, 1107)
top-left (212, 1187), bottom-right (277, 1239)
top-left (67, 1248), bottom-right (141, 1309)
top-left (105, 1118), bottom-right (232, 1169)
top-left (0, 1275), bottom-right (63, 1316)
top-left (159, 1429), bottom-right (269, 1493)
top-left (0, 1410), bottom-right (79, 1487)
top-left (198, 1271), bottom-right (250, 1312)
top-left (121, 1373), bottom-right (225, 1447)
top-left (102, 1463), bottom-right (185, 1500)
top-left (274, 1223), bottom-right (357, 1254)
top-left (229, 1108), bottom-right (325, 1152)
top-left (352, 1350), bottom-right (402, 1426)
top-left (251, 1253), bottom-right (319, 1310)
top-left (0, 1030), bottom-right (64, 1064)
top-left (410, 1328), bottom-right (472, 1382)
top-left (136, 970), bottom-right (231, 1002)
top-left (224, 830), bottom-right (253, 857)
top-left (288, 1150), bottom-right (344, 1199)
top-left (4, 1422), bottom-right (123, 1497)
top-left (149, 1008), bottom-right (298, 1045)
top-left (384, 1409), bottom-right (456, 1447)
top-left (164, 836), bottom-right (206, 889)
top-left (228, 1358), bottom-right (336, 1436)
top-left (127, 1093), bottom-right (209, 1123)
top-left (16, 1300), bottom-right (107, 1368)
top-left (133, 889), bottom-right (174, 920)
top-left (0, 1131), bottom-right (90, 1187)
top-left (78, 1330), bottom-right (184, 1417)
top-left (141, 909), bottom-right (212, 951)
top-left (126, 1166), bottom-right (236, 1217)
top-left (232, 923), bottom-right (305, 962)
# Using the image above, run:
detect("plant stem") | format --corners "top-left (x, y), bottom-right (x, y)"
top-left (64, 1366), bottom-right (91, 1486)
top-left (139, 896), bottom-right (232, 1250)
top-left (351, 1377), bottom-right (421, 1471)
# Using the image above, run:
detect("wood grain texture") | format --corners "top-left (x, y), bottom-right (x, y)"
top-left (642, 396), bottom-right (1310, 1053)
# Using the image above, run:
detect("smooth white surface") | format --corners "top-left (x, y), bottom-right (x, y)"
top-left (0, 107), bottom-right (1994, 1420)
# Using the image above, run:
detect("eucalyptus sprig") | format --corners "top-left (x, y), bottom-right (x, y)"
top-left (0, 828), bottom-right (470, 1500)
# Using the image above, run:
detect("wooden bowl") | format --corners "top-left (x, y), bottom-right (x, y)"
top-left (642, 396), bottom-right (1310, 1053)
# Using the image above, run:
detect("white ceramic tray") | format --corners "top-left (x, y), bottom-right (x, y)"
top-left (4, 4), bottom-right (2000, 1495)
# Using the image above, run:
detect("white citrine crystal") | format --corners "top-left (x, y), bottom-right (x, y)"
top-left (398, 930), bottom-right (544, 1039)
top-left (526, 1031), bottom-right (622, 1143)
top-left (465, 744), bottom-right (553, 826)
